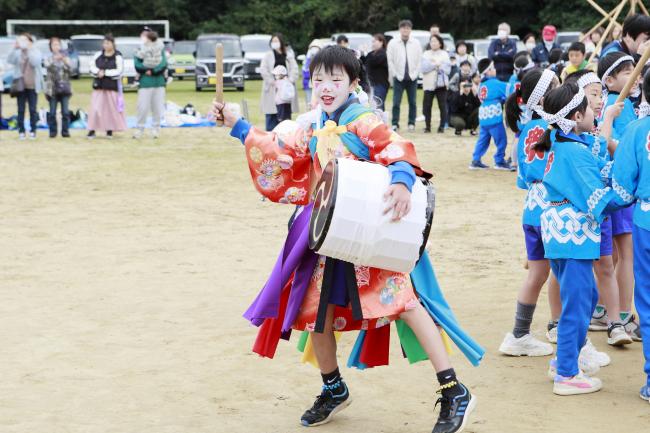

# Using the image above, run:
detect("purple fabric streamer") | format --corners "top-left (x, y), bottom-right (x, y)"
top-left (243, 203), bottom-right (318, 332)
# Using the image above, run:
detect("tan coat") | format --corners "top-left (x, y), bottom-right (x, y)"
top-left (260, 50), bottom-right (299, 114)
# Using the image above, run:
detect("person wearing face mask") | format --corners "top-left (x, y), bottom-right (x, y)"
top-left (302, 42), bottom-right (322, 108)
top-left (44, 37), bottom-right (72, 138)
top-left (531, 25), bottom-right (560, 67)
top-left (363, 34), bottom-right (389, 110)
top-left (523, 33), bottom-right (536, 54)
top-left (488, 22), bottom-right (517, 82)
top-left (7, 33), bottom-right (43, 140)
top-left (601, 13), bottom-right (650, 60)
top-left (211, 44), bottom-right (481, 433)
top-left (260, 33), bottom-right (299, 131)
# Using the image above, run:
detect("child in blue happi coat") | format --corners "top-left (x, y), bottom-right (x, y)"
top-left (597, 52), bottom-right (643, 342)
top-left (499, 68), bottom-right (561, 358)
top-left (534, 83), bottom-right (630, 395)
top-left (611, 68), bottom-right (650, 402)
top-left (469, 58), bottom-right (514, 171)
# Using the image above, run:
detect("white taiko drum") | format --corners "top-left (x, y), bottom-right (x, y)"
top-left (309, 158), bottom-right (435, 273)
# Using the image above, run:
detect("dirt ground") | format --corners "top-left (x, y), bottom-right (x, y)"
top-left (1, 118), bottom-right (649, 433)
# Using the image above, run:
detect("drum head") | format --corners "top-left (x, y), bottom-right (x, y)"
top-left (418, 180), bottom-right (436, 258)
top-left (309, 160), bottom-right (338, 250)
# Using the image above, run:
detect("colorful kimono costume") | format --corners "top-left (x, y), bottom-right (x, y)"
top-left (472, 77), bottom-right (508, 165)
top-left (517, 117), bottom-right (549, 260)
top-left (232, 96), bottom-right (484, 368)
top-left (601, 92), bottom-right (637, 236)
top-left (540, 131), bottom-right (622, 377)
top-left (611, 117), bottom-right (650, 388)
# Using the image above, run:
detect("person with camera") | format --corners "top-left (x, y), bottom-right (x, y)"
top-left (7, 33), bottom-right (43, 140)
top-left (44, 37), bottom-right (73, 138)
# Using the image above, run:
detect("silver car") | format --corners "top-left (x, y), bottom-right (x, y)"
top-left (194, 34), bottom-right (245, 92)
top-left (241, 34), bottom-right (270, 79)
top-left (70, 34), bottom-right (104, 76)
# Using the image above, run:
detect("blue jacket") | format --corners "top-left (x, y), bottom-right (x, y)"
top-left (611, 117), bottom-right (650, 231)
top-left (7, 48), bottom-right (44, 93)
top-left (600, 40), bottom-right (625, 58)
top-left (517, 118), bottom-right (550, 226)
top-left (478, 77), bottom-right (507, 126)
top-left (531, 42), bottom-right (560, 66)
top-left (601, 93), bottom-right (637, 141)
top-left (488, 38), bottom-right (516, 81)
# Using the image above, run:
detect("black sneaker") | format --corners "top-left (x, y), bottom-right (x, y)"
top-left (87, 130), bottom-right (96, 139)
top-left (454, 130), bottom-right (462, 136)
top-left (62, 131), bottom-right (70, 138)
top-left (468, 160), bottom-right (489, 170)
top-left (432, 383), bottom-right (476, 433)
top-left (107, 130), bottom-right (113, 138)
top-left (424, 128), bottom-right (432, 133)
top-left (300, 381), bottom-right (351, 427)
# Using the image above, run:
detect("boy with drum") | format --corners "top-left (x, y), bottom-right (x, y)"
top-left (212, 45), bottom-right (481, 433)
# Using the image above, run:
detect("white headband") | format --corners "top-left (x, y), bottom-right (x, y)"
top-left (526, 69), bottom-right (556, 111)
top-left (639, 101), bottom-right (650, 120)
top-left (534, 87), bottom-right (586, 134)
top-left (577, 72), bottom-right (600, 89)
top-left (480, 61), bottom-right (495, 78)
top-left (601, 55), bottom-right (634, 85)
top-left (515, 60), bottom-right (535, 74)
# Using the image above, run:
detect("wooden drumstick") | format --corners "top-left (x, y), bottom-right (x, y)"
top-left (215, 43), bottom-right (224, 126)
top-left (615, 43), bottom-right (650, 103)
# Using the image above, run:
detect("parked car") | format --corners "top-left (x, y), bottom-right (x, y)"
top-left (34, 39), bottom-right (81, 79)
top-left (115, 37), bottom-right (142, 91)
top-left (70, 34), bottom-right (104, 75)
top-left (557, 31), bottom-right (581, 50)
top-left (168, 40), bottom-right (196, 80)
top-left (384, 30), bottom-right (455, 52)
top-left (241, 34), bottom-right (271, 79)
top-left (0, 37), bottom-right (16, 91)
top-left (465, 38), bottom-right (491, 60)
top-left (330, 32), bottom-right (373, 53)
top-left (194, 34), bottom-right (245, 92)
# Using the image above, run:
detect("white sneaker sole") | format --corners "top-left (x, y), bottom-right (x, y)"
top-left (492, 166), bottom-right (512, 171)
top-left (455, 395), bottom-right (477, 433)
top-left (553, 379), bottom-right (602, 396)
top-left (301, 398), bottom-right (352, 427)
top-left (468, 165), bottom-right (489, 170)
top-left (608, 334), bottom-right (634, 346)
top-left (499, 344), bottom-right (554, 357)
top-left (546, 331), bottom-right (557, 344)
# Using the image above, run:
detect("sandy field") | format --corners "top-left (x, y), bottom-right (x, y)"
top-left (1, 90), bottom-right (650, 433)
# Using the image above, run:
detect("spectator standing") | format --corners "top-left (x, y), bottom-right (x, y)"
top-left (301, 42), bottom-right (321, 108)
top-left (387, 19), bottom-right (422, 131)
top-left (421, 34), bottom-right (450, 133)
top-left (523, 34), bottom-right (536, 53)
top-left (44, 37), bottom-right (72, 138)
top-left (584, 26), bottom-right (604, 53)
top-left (133, 30), bottom-right (168, 139)
top-left (272, 65), bottom-right (294, 122)
top-left (260, 33), bottom-right (299, 131)
top-left (455, 40), bottom-right (477, 73)
top-left (7, 33), bottom-right (43, 140)
top-left (363, 34), bottom-right (389, 110)
top-left (87, 34), bottom-right (126, 139)
top-left (449, 79), bottom-right (480, 136)
top-left (488, 23), bottom-right (517, 81)
top-left (531, 25), bottom-right (560, 67)
top-left (430, 24), bottom-right (441, 37)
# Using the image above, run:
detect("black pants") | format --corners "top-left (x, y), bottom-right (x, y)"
top-left (449, 109), bottom-right (479, 133)
top-left (423, 88), bottom-right (447, 130)
top-left (17, 89), bottom-right (38, 134)
top-left (47, 95), bottom-right (71, 136)
top-left (276, 103), bottom-right (292, 122)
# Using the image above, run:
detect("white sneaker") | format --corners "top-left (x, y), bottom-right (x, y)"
top-left (499, 332), bottom-right (554, 357)
top-left (151, 128), bottom-right (160, 139)
top-left (546, 320), bottom-right (558, 344)
top-left (132, 128), bottom-right (144, 139)
top-left (548, 356), bottom-right (600, 380)
top-left (18, 132), bottom-right (26, 140)
top-left (607, 322), bottom-right (634, 346)
top-left (589, 309), bottom-right (608, 331)
top-left (28, 132), bottom-right (36, 140)
top-left (408, 124), bottom-right (415, 131)
top-left (553, 371), bottom-right (602, 396)
top-left (581, 338), bottom-right (611, 367)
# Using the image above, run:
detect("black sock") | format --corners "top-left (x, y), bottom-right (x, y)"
top-left (321, 367), bottom-right (344, 393)
top-left (513, 302), bottom-right (536, 338)
top-left (436, 368), bottom-right (463, 398)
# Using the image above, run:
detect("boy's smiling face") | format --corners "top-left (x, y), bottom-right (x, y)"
top-left (312, 65), bottom-right (357, 114)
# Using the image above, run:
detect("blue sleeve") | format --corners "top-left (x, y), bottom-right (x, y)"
top-left (487, 40), bottom-right (496, 60)
top-left (612, 101), bottom-right (637, 140)
top-left (388, 161), bottom-right (416, 192)
top-left (230, 118), bottom-right (251, 145)
top-left (611, 125), bottom-right (641, 207)
top-left (516, 137), bottom-right (528, 190)
top-left (498, 80), bottom-right (508, 102)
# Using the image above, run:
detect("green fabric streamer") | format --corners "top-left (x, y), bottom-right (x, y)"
top-left (395, 319), bottom-right (429, 364)
top-left (297, 330), bottom-right (309, 353)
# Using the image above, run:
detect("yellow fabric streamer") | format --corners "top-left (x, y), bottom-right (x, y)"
top-left (301, 331), bottom-right (343, 368)
top-left (313, 120), bottom-right (349, 169)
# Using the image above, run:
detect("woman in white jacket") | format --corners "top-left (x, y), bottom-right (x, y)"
top-left (421, 34), bottom-right (450, 133)
top-left (259, 33), bottom-right (299, 131)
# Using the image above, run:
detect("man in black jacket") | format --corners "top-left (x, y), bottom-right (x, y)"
top-left (449, 79), bottom-right (480, 136)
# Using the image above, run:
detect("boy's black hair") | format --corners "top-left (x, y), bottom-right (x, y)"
top-left (568, 42), bottom-right (585, 54)
top-left (399, 19), bottom-right (413, 29)
top-left (336, 35), bottom-right (348, 45)
top-left (548, 47), bottom-right (564, 64)
top-left (309, 45), bottom-right (361, 82)
top-left (459, 60), bottom-right (471, 68)
top-left (514, 50), bottom-right (530, 62)
top-left (622, 13), bottom-right (650, 39)
top-left (514, 53), bottom-right (532, 80)
top-left (563, 68), bottom-right (593, 85)
top-left (597, 51), bottom-right (635, 81)
top-left (643, 67), bottom-right (650, 103)
top-left (477, 58), bottom-right (492, 75)
top-left (534, 83), bottom-right (588, 152)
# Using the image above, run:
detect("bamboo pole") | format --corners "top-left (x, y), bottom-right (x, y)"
top-left (639, 0), bottom-right (650, 15)
top-left (615, 43), bottom-right (650, 102)
top-left (215, 43), bottom-right (224, 126)
top-left (582, 4), bottom-right (623, 43)
top-left (587, 0), bottom-right (616, 21)
top-left (588, 0), bottom-right (627, 62)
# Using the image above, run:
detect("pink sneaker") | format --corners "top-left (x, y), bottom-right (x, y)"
top-left (553, 372), bottom-right (602, 396)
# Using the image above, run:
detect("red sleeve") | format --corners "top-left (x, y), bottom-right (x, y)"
top-left (346, 113), bottom-right (432, 179)
top-left (244, 126), bottom-right (313, 204)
